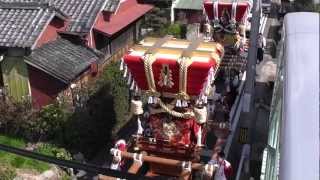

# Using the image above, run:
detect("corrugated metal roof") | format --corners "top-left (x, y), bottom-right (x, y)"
top-left (174, 0), bottom-right (203, 10)
top-left (25, 38), bottom-right (100, 83)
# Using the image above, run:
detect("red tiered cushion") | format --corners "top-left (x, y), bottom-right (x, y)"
top-left (203, 0), bottom-right (251, 22)
top-left (123, 55), bottom-right (217, 97)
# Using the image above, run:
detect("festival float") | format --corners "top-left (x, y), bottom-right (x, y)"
top-left (102, 0), bottom-right (252, 179)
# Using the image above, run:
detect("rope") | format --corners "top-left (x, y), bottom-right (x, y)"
top-left (182, 161), bottom-right (192, 172)
top-left (158, 98), bottom-right (195, 119)
top-left (178, 57), bottom-right (193, 100)
top-left (133, 153), bottom-right (143, 165)
top-left (194, 106), bottom-right (207, 124)
top-left (110, 149), bottom-right (122, 170)
top-left (131, 100), bottom-right (143, 115)
top-left (143, 54), bottom-right (157, 94)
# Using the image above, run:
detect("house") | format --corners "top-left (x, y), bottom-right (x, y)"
top-left (171, 0), bottom-right (203, 24)
top-left (93, 0), bottom-right (154, 63)
top-left (0, 0), bottom-right (153, 108)
top-left (0, 2), bottom-right (68, 102)
top-left (25, 39), bottom-right (102, 108)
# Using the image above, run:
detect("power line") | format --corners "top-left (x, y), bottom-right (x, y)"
top-left (0, 143), bottom-right (153, 179)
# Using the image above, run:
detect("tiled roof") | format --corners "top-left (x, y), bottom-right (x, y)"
top-left (1, 0), bottom-right (106, 34)
top-left (25, 38), bottom-right (100, 83)
top-left (53, 0), bottom-right (105, 33)
top-left (174, 0), bottom-right (203, 10)
top-left (0, 4), bottom-right (55, 48)
top-left (104, 0), bottom-right (120, 12)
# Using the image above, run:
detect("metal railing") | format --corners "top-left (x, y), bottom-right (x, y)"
top-left (224, 71), bottom-right (247, 157)
top-left (235, 144), bottom-right (251, 180)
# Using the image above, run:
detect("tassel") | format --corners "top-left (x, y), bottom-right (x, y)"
top-left (182, 100), bottom-right (188, 107)
top-left (153, 97), bottom-right (158, 104)
top-left (130, 81), bottom-right (135, 90)
top-left (137, 117), bottom-right (143, 135)
top-left (123, 65), bottom-right (128, 78)
top-left (120, 58), bottom-right (124, 71)
top-left (176, 99), bottom-right (182, 107)
top-left (134, 86), bottom-right (139, 94)
top-left (127, 73), bottom-right (132, 85)
top-left (202, 95), bottom-right (207, 104)
top-left (148, 96), bottom-right (153, 104)
top-left (197, 126), bottom-right (202, 147)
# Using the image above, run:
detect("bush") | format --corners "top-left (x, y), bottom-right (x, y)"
top-left (37, 144), bottom-right (72, 161)
top-left (23, 103), bottom-right (70, 142)
top-left (0, 61), bottom-right (130, 159)
top-left (167, 24), bottom-right (182, 38)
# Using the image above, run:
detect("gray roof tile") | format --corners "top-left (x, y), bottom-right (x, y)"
top-left (53, 0), bottom-right (105, 33)
top-left (25, 38), bottom-right (100, 83)
top-left (104, 0), bottom-right (119, 12)
top-left (1, 0), bottom-right (107, 33)
top-left (0, 5), bottom-right (55, 48)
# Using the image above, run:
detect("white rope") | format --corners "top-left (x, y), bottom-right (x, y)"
top-left (176, 99), bottom-right (182, 107)
top-left (131, 100), bottom-right (143, 115)
top-left (137, 117), bottom-right (143, 135)
top-left (134, 86), bottom-right (139, 94)
top-left (123, 65), bottom-right (128, 78)
top-left (127, 73), bottom-right (132, 85)
top-left (119, 58), bottom-right (124, 71)
top-left (194, 106), bottom-right (207, 124)
top-left (110, 148), bottom-right (122, 170)
top-left (182, 161), bottom-right (192, 172)
top-left (148, 96), bottom-right (153, 104)
top-left (133, 153), bottom-right (143, 165)
top-left (196, 126), bottom-right (203, 147)
top-left (230, 0), bottom-right (238, 26)
top-left (130, 80), bottom-right (135, 90)
top-left (182, 100), bottom-right (188, 107)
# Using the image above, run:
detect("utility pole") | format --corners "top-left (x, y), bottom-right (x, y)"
top-left (240, 0), bottom-right (262, 178)
top-left (242, 0), bottom-right (261, 140)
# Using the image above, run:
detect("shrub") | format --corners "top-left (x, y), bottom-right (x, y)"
top-left (167, 24), bottom-right (182, 38)
top-left (37, 144), bottom-right (72, 161)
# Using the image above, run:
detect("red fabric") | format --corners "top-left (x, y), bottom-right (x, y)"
top-left (124, 54), bottom-right (217, 96)
top-left (187, 60), bottom-right (215, 95)
top-left (223, 160), bottom-right (233, 179)
top-left (152, 58), bottom-right (180, 94)
top-left (123, 54), bottom-right (149, 90)
top-left (148, 114), bottom-right (200, 146)
top-left (94, 0), bottom-right (153, 36)
top-left (203, 0), bottom-right (250, 22)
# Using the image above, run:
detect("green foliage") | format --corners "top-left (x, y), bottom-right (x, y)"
top-left (167, 24), bottom-right (181, 38)
top-left (23, 103), bottom-right (70, 142)
top-left (37, 144), bottom-right (72, 161)
top-left (0, 164), bottom-right (16, 180)
top-left (59, 61), bottom-right (130, 158)
top-left (0, 135), bottom-right (51, 172)
top-left (0, 61), bottom-right (130, 159)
